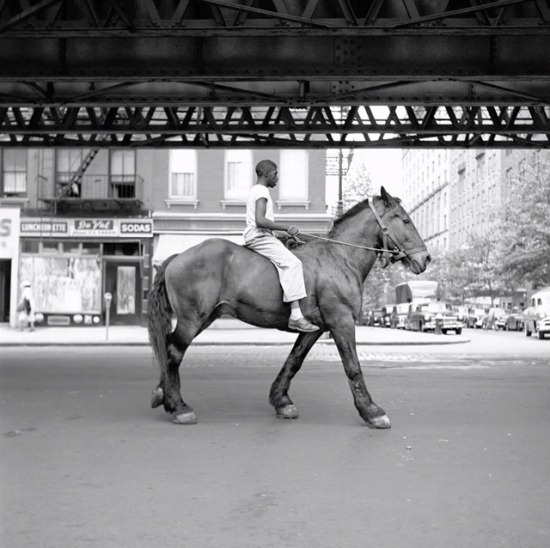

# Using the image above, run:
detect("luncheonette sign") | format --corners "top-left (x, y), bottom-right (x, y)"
top-left (20, 218), bottom-right (153, 238)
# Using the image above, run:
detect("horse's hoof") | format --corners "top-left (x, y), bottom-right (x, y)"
top-left (173, 411), bottom-right (198, 425)
top-left (367, 414), bottom-right (391, 429)
top-left (276, 405), bottom-right (299, 419)
top-left (151, 387), bottom-right (164, 408)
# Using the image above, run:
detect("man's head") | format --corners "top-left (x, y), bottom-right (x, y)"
top-left (255, 159), bottom-right (278, 188)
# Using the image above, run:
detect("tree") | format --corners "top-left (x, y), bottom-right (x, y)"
top-left (341, 159), bottom-right (394, 310)
top-left (343, 158), bottom-right (373, 210)
top-left (499, 154), bottom-right (550, 289)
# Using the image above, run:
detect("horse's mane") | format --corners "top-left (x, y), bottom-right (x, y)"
top-left (327, 194), bottom-right (402, 238)
top-left (328, 199), bottom-right (370, 237)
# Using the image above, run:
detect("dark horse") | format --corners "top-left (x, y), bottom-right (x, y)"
top-left (148, 187), bottom-right (430, 428)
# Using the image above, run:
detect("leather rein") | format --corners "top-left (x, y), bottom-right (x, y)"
top-left (300, 201), bottom-right (427, 267)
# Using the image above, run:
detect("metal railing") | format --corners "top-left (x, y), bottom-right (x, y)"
top-left (39, 173), bottom-right (143, 202)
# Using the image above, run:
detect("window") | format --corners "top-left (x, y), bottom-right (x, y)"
top-left (279, 150), bottom-right (308, 201)
top-left (57, 149), bottom-right (95, 182)
top-left (169, 150), bottom-right (197, 199)
top-left (110, 150), bottom-right (136, 198)
top-left (2, 150), bottom-right (27, 196)
top-left (224, 150), bottom-right (252, 200)
top-left (110, 150), bottom-right (136, 183)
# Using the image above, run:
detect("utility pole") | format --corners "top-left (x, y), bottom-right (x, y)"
top-left (336, 147), bottom-right (344, 217)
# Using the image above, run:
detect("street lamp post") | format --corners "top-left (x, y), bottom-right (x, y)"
top-left (336, 147), bottom-right (344, 217)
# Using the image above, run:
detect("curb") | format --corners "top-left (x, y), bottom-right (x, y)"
top-left (0, 339), bottom-right (470, 348)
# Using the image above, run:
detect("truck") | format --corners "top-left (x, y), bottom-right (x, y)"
top-left (394, 280), bottom-right (439, 330)
top-left (523, 286), bottom-right (550, 340)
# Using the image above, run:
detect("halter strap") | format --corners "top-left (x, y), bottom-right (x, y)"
top-left (367, 201), bottom-right (427, 264)
top-left (298, 202), bottom-right (426, 266)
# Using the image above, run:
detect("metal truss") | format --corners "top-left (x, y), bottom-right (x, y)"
top-left (1, 0), bottom-right (549, 32)
top-left (0, 0), bottom-right (549, 148)
top-left (1, 104), bottom-right (548, 148)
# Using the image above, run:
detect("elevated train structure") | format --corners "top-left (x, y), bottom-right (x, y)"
top-left (0, 0), bottom-right (549, 149)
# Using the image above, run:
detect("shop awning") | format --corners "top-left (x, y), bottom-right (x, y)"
top-left (152, 234), bottom-right (243, 266)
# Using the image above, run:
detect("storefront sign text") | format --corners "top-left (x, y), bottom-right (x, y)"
top-left (120, 221), bottom-right (152, 234)
top-left (19, 218), bottom-right (153, 238)
top-left (20, 221), bottom-right (68, 235)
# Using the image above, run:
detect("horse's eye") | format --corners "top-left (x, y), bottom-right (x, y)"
top-left (403, 218), bottom-right (410, 224)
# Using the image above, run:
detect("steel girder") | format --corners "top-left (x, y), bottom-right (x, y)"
top-left (0, 0), bottom-right (549, 148)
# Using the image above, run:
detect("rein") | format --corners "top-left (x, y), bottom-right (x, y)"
top-left (300, 232), bottom-right (392, 254)
top-left (299, 201), bottom-right (427, 267)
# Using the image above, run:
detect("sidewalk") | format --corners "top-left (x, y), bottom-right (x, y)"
top-left (0, 319), bottom-right (468, 347)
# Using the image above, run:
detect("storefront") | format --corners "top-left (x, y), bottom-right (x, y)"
top-left (19, 217), bottom-right (153, 327)
top-left (0, 208), bottom-right (21, 327)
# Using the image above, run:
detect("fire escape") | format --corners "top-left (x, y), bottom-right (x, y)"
top-left (39, 149), bottom-right (144, 214)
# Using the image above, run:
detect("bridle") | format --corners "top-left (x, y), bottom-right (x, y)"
top-left (367, 201), bottom-right (427, 267)
top-left (299, 200), bottom-right (427, 267)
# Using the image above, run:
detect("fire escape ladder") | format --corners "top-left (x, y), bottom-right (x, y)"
top-left (62, 148), bottom-right (100, 197)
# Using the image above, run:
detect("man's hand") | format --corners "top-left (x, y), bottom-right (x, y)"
top-left (287, 225), bottom-right (300, 237)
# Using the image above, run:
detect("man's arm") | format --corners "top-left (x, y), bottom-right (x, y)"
top-left (255, 198), bottom-right (299, 235)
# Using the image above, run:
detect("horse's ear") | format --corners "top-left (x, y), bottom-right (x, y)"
top-left (380, 186), bottom-right (393, 206)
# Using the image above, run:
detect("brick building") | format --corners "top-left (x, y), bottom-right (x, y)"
top-left (0, 148), bottom-right (331, 327)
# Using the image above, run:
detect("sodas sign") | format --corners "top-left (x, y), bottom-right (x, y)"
top-left (120, 221), bottom-right (153, 236)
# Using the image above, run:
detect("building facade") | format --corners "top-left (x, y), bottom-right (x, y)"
top-left (0, 148), bottom-right (331, 327)
top-left (402, 149), bottom-right (549, 253)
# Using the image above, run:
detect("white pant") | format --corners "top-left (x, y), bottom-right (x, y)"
top-left (245, 235), bottom-right (307, 302)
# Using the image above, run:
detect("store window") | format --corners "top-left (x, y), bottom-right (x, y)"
top-left (279, 150), bottom-right (308, 201)
top-left (224, 150), bottom-right (252, 200)
top-left (20, 241), bottom-right (102, 314)
top-left (1, 149), bottom-right (27, 197)
top-left (169, 150), bottom-right (197, 199)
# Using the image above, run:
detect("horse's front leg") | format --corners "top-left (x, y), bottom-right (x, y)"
top-left (269, 330), bottom-right (324, 419)
top-left (330, 319), bottom-right (391, 429)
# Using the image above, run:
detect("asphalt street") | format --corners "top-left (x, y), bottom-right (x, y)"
top-left (1, 330), bottom-right (549, 548)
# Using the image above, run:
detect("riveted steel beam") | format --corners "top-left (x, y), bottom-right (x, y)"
top-left (1, 104), bottom-right (548, 148)
top-left (0, 0), bottom-right (549, 147)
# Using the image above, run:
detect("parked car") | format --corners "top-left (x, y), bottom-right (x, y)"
top-left (495, 309), bottom-right (524, 331)
top-left (408, 302), bottom-right (462, 334)
top-left (359, 308), bottom-right (383, 326)
top-left (382, 304), bottom-right (398, 328)
top-left (483, 307), bottom-right (506, 330)
top-left (395, 302), bottom-right (410, 329)
top-left (465, 308), bottom-right (486, 328)
top-left (453, 306), bottom-right (468, 325)
top-left (523, 287), bottom-right (550, 340)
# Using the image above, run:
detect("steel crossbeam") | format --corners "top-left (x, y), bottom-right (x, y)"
top-left (0, 0), bottom-right (549, 147)
top-left (0, 104), bottom-right (548, 148)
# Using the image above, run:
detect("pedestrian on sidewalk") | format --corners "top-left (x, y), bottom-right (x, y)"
top-left (17, 280), bottom-right (35, 332)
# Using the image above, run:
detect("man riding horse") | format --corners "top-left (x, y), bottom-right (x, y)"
top-left (148, 167), bottom-right (431, 428)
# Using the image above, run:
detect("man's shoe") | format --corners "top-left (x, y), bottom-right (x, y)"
top-left (288, 317), bottom-right (320, 333)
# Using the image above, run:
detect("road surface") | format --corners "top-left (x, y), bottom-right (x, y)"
top-left (1, 330), bottom-right (549, 548)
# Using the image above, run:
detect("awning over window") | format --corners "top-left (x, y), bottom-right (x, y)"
top-left (152, 234), bottom-right (243, 266)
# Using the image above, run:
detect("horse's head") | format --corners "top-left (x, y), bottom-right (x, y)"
top-left (373, 187), bottom-right (431, 275)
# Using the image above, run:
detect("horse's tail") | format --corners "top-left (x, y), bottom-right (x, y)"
top-left (147, 254), bottom-right (178, 378)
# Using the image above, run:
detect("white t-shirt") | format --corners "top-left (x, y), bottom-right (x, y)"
top-left (244, 184), bottom-right (274, 243)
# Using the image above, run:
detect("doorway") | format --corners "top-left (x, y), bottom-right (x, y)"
top-left (104, 260), bottom-right (141, 325)
top-left (0, 259), bottom-right (11, 322)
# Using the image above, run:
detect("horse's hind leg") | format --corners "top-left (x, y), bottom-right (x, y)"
top-left (151, 322), bottom-right (199, 425)
top-left (269, 331), bottom-right (324, 419)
